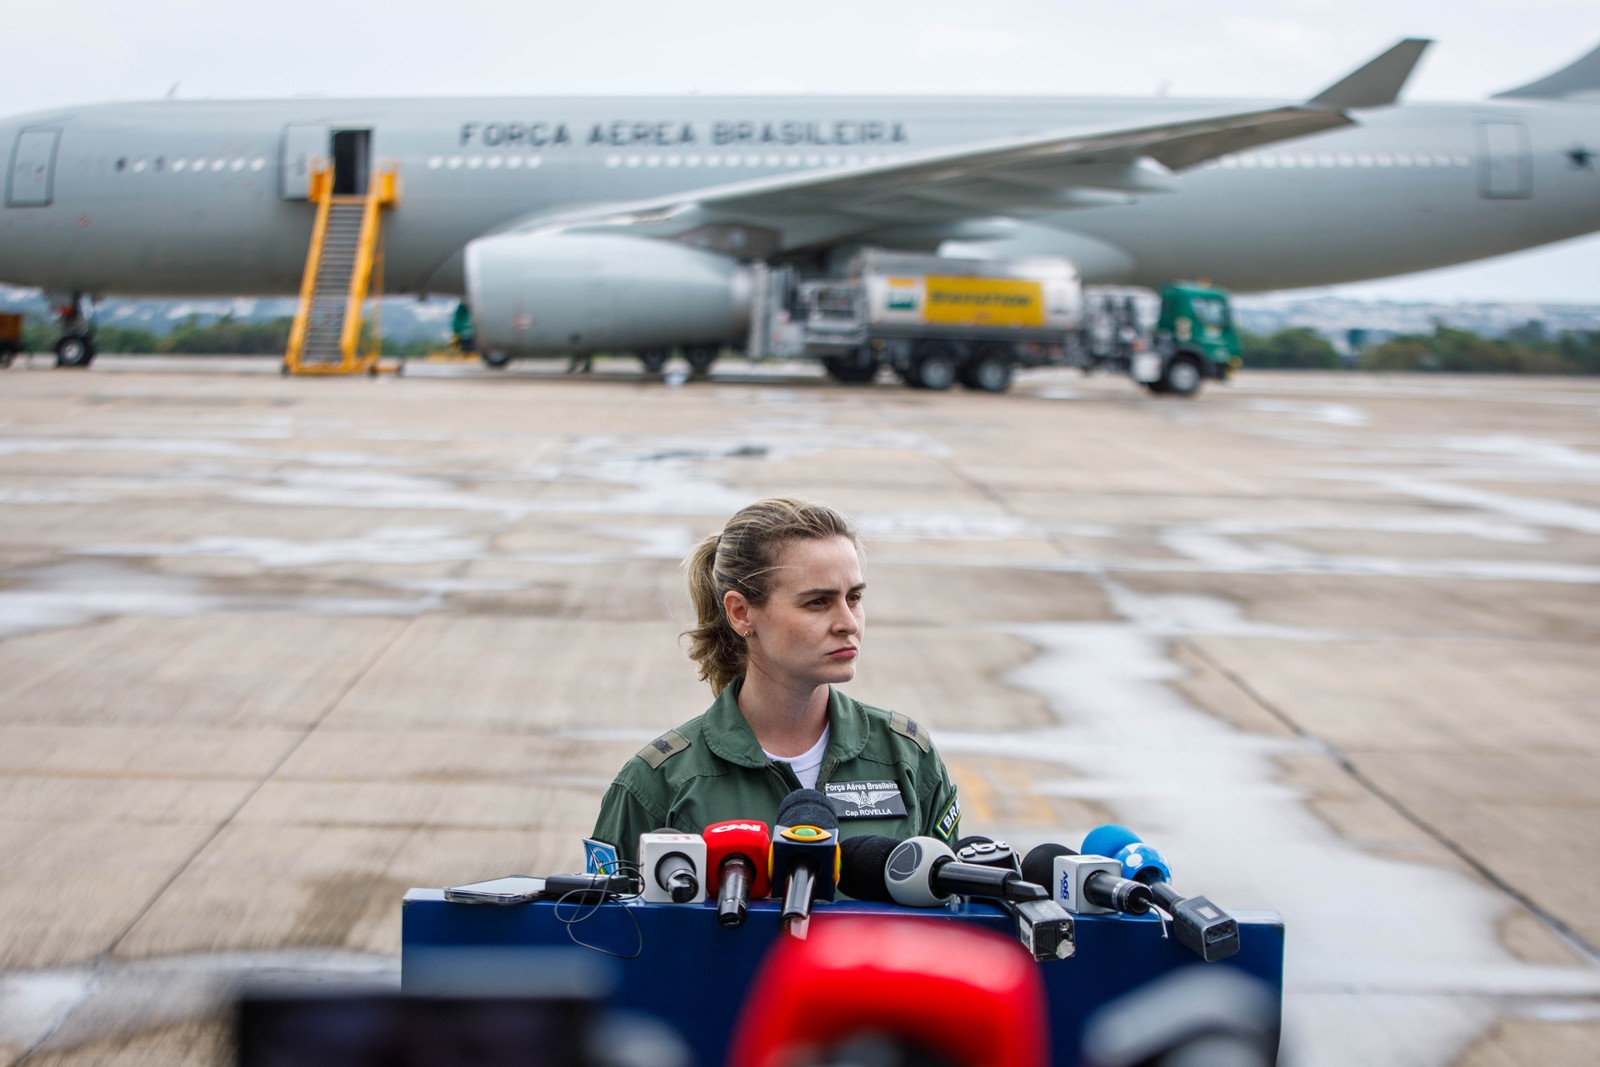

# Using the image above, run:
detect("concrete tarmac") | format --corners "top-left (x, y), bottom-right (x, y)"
top-left (0, 356), bottom-right (1597, 1065)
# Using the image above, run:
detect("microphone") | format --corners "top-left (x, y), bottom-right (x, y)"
top-left (768, 789), bottom-right (841, 926)
top-left (840, 835), bottom-right (1048, 907)
top-left (1021, 843), bottom-right (1153, 916)
top-left (638, 830), bottom-right (706, 904)
top-left (955, 835), bottom-right (1023, 874)
top-left (1080, 825), bottom-right (1240, 962)
top-left (703, 819), bottom-right (772, 929)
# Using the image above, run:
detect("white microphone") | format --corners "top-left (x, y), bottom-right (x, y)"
top-left (638, 830), bottom-right (707, 904)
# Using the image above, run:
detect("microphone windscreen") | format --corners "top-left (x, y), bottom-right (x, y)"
top-left (777, 788), bottom-right (838, 831)
top-left (704, 820), bottom-right (772, 897)
top-left (1081, 823), bottom-right (1141, 859)
top-left (838, 835), bottom-right (899, 902)
top-left (1020, 842), bottom-right (1076, 888)
top-left (956, 834), bottom-right (993, 850)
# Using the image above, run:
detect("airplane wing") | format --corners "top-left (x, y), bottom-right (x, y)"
top-left (504, 38), bottom-right (1429, 256)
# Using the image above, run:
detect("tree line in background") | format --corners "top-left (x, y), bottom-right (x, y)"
top-left (11, 312), bottom-right (1600, 373)
top-left (1241, 325), bottom-right (1600, 375)
top-left (15, 314), bottom-right (441, 357)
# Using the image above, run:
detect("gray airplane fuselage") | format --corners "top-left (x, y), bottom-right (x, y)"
top-left (2, 94), bottom-right (1598, 298)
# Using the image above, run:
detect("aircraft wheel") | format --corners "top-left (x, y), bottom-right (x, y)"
top-left (822, 352), bottom-right (879, 384)
top-left (959, 346), bottom-right (1014, 392)
top-left (684, 344), bottom-right (719, 375)
top-left (908, 343), bottom-right (958, 391)
top-left (55, 335), bottom-right (95, 368)
top-left (1159, 355), bottom-right (1203, 397)
top-left (638, 349), bottom-right (669, 374)
top-left (480, 350), bottom-right (510, 369)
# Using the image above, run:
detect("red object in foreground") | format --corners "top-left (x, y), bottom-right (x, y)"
top-left (728, 914), bottom-right (1049, 1067)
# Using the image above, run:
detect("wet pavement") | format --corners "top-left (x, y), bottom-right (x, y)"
top-left (0, 357), bottom-right (1597, 1065)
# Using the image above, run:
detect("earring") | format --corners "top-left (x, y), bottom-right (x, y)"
top-left (745, 630), bottom-right (753, 639)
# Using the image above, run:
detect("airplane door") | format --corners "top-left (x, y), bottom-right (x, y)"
top-left (6, 128), bottom-right (61, 208)
top-left (280, 124), bottom-right (330, 200)
top-left (1476, 121), bottom-right (1531, 199)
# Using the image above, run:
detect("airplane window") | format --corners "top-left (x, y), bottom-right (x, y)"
top-left (748, 154), bottom-right (763, 166)
top-left (427, 156), bottom-right (442, 169)
top-left (784, 154), bottom-right (800, 166)
top-left (173, 159), bottom-right (188, 172)
top-left (1375, 152), bottom-right (1393, 166)
top-left (845, 155), bottom-right (861, 166)
top-left (1218, 156), bottom-right (1236, 168)
top-left (1279, 156), bottom-right (1297, 168)
top-left (805, 154), bottom-right (820, 166)
top-left (1316, 154), bottom-right (1334, 167)
top-left (231, 159), bottom-right (245, 171)
top-left (507, 156), bottom-right (523, 169)
top-left (626, 155), bottom-right (642, 167)
top-left (1336, 153), bottom-right (1353, 166)
top-left (666, 156), bottom-right (681, 167)
top-left (212, 159), bottom-right (226, 171)
top-left (467, 156), bottom-right (482, 169)
top-left (528, 156), bottom-right (542, 169)
top-left (1433, 152), bottom-right (1451, 167)
top-left (447, 156), bottom-right (463, 169)
top-left (826, 154), bottom-right (841, 166)
top-left (1395, 153), bottom-right (1412, 167)
top-left (133, 159), bottom-right (147, 173)
top-left (686, 154), bottom-right (701, 167)
top-left (251, 158), bottom-right (266, 171)
top-left (1259, 156), bottom-right (1278, 168)
top-left (1237, 155), bottom-right (1256, 168)
top-left (1356, 153), bottom-right (1374, 167)
top-left (1300, 154), bottom-right (1318, 167)
top-left (605, 155), bottom-right (620, 167)
top-left (707, 155), bottom-right (722, 167)
top-left (1413, 153), bottom-right (1431, 167)
top-left (646, 155), bottom-right (661, 167)
top-left (486, 156), bottom-right (502, 169)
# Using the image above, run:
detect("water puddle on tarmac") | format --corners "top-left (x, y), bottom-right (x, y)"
top-left (934, 580), bottom-right (1600, 1067)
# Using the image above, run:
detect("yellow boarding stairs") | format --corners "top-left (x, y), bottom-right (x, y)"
top-left (284, 161), bottom-right (401, 375)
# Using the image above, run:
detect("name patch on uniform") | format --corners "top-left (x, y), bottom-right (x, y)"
top-left (824, 780), bottom-right (908, 819)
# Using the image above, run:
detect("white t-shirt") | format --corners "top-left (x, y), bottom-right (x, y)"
top-left (765, 725), bottom-right (831, 791)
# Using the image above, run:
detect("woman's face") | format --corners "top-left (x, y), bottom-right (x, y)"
top-left (743, 535), bottom-right (865, 693)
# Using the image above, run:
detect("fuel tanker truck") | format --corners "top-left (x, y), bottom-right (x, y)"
top-left (465, 240), bottom-right (1240, 396)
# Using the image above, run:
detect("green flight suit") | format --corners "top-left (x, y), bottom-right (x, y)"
top-left (590, 677), bottom-right (961, 867)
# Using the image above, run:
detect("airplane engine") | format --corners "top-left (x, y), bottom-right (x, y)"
top-left (464, 232), bottom-right (752, 354)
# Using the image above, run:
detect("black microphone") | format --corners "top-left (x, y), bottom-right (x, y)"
top-left (768, 789), bottom-right (841, 926)
top-left (955, 835), bottom-right (1023, 874)
top-left (954, 836), bottom-right (1075, 962)
top-left (1022, 843), bottom-right (1153, 916)
top-left (840, 835), bottom-right (1047, 906)
top-left (1081, 825), bottom-right (1241, 962)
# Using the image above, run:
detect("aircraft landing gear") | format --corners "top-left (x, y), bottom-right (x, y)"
top-left (52, 294), bottom-right (97, 368)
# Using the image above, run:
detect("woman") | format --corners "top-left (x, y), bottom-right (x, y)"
top-left (589, 497), bottom-right (961, 867)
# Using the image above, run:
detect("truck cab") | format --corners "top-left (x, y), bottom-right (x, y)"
top-left (1147, 282), bottom-right (1241, 395)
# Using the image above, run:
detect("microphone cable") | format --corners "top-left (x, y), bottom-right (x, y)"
top-left (551, 861), bottom-right (646, 960)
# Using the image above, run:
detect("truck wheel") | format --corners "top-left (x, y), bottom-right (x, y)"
top-left (908, 343), bottom-right (958, 391)
top-left (823, 353), bottom-right (878, 384)
top-left (959, 347), bottom-right (1013, 392)
top-left (55, 336), bottom-right (95, 368)
top-left (1159, 355), bottom-right (1203, 397)
top-left (480, 351), bottom-right (510, 369)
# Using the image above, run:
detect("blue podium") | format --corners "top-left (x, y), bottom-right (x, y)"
top-left (402, 889), bottom-right (1283, 1067)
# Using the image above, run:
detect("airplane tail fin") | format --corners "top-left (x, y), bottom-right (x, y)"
top-left (1493, 42), bottom-right (1600, 100)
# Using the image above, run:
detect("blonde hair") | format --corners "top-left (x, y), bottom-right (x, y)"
top-left (685, 497), bottom-right (859, 695)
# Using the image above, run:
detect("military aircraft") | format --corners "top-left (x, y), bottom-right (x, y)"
top-left (1, 37), bottom-right (1597, 372)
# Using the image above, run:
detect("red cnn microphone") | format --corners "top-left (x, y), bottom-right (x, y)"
top-left (703, 819), bottom-right (772, 929)
top-left (728, 915), bottom-right (1048, 1067)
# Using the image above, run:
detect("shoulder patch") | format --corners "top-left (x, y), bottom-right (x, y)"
top-left (889, 711), bottom-right (931, 753)
top-left (637, 729), bottom-right (691, 769)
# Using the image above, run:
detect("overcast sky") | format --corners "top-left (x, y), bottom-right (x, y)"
top-left (5, 1), bottom-right (1599, 303)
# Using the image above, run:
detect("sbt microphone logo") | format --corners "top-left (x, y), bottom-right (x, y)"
top-left (710, 822), bottom-right (766, 835)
